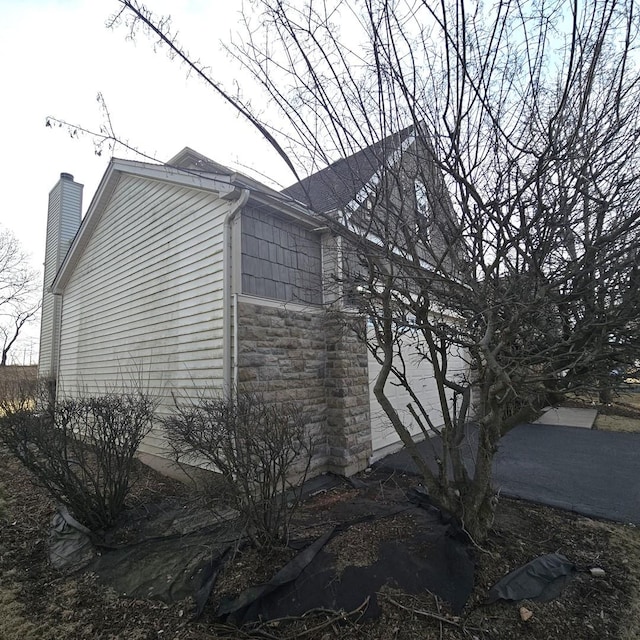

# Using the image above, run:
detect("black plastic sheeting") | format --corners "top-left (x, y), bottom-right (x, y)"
top-left (86, 501), bottom-right (238, 605)
top-left (49, 484), bottom-right (476, 621)
top-left (215, 501), bottom-right (475, 622)
top-left (88, 527), bottom-right (234, 604)
top-left (216, 527), bottom-right (337, 623)
top-left (487, 553), bottom-right (578, 603)
top-left (48, 506), bottom-right (95, 571)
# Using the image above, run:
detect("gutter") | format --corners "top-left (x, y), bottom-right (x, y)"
top-left (223, 188), bottom-right (250, 394)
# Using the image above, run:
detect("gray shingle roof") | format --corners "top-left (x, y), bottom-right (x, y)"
top-left (281, 126), bottom-right (415, 213)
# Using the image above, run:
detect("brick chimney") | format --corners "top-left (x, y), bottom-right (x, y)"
top-left (38, 173), bottom-right (83, 380)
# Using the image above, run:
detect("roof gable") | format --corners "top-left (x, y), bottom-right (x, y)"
top-left (168, 147), bottom-right (236, 176)
top-left (51, 151), bottom-right (322, 295)
top-left (51, 158), bottom-right (238, 294)
top-left (169, 147), bottom-right (307, 205)
top-left (281, 126), bottom-right (416, 213)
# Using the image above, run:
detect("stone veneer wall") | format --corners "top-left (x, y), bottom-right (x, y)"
top-left (323, 311), bottom-right (372, 475)
top-left (236, 301), bottom-right (371, 477)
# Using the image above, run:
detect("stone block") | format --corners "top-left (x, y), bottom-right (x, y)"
top-left (237, 301), bottom-right (372, 479)
top-left (237, 367), bottom-right (258, 383)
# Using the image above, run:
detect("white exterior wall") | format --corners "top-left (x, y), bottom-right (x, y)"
top-left (57, 174), bottom-right (233, 458)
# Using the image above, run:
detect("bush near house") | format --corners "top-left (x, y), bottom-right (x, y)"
top-left (163, 392), bottom-right (315, 548)
top-left (0, 389), bottom-right (156, 531)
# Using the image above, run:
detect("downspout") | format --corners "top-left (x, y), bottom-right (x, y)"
top-left (223, 188), bottom-right (250, 395)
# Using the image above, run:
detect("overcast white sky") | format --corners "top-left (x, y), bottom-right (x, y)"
top-left (0, 0), bottom-right (296, 364)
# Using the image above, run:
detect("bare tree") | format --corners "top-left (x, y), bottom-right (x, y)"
top-left (0, 226), bottom-right (40, 366)
top-left (104, 0), bottom-right (640, 541)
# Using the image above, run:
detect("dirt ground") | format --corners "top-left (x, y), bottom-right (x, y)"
top-left (1, 397), bottom-right (640, 639)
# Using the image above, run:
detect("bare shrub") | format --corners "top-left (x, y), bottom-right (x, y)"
top-left (0, 390), bottom-right (156, 530)
top-left (163, 392), bottom-right (314, 547)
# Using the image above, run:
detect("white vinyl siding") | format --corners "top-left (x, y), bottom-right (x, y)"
top-left (57, 174), bottom-right (233, 458)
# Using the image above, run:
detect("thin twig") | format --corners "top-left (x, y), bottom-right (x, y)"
top-left (245, 598), bottom-right (371, 640)
top-left (432, 591), bottom-right (444, 639)
top-left (381, 594), bottom-right (462, 628)
top-left (284, 598), bottom-right (370, 639)
top-left (397, 591), bottom-right (487, 637)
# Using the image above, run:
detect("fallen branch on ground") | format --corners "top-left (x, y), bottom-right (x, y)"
top-left (380, 593), bottom-right (486, 636)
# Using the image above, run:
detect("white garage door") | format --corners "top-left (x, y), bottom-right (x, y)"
top-left (368, 328), bottom-right (467, 461)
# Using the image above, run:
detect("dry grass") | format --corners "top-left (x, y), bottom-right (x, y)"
top-left (0, 473), bottom-right (37, 640)
top-left (0, 588), bottom-right (39, 640)
top-left (616, 391), bottom-right (640, 411)
top-left (565, 389), bottom-right (640, 432)
top-left (0, 365), bottom-right (38, 416)
top-left (0, 587), bottom-right (81, 640)
top-left (595, 415), bottom-right (640, 433)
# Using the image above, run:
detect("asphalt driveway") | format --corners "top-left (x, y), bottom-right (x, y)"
top-left (378, 422), bottom-right (640, 525)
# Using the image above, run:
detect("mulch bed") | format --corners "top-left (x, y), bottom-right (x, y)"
top-left (0, 449), bottom-right (637, 639)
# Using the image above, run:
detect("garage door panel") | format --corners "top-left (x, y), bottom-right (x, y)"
top-left (369, 330), bottom-right (467, 459)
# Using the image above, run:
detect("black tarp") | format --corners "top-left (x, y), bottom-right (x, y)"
top-left (487, 553), bottom-right (578, 603)
top-left (52, 482), bottom-right (476, 620)
top-left (86, 500), bottom-right (240, 604)
top-left (216, 502), bottom-right (474, 622)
